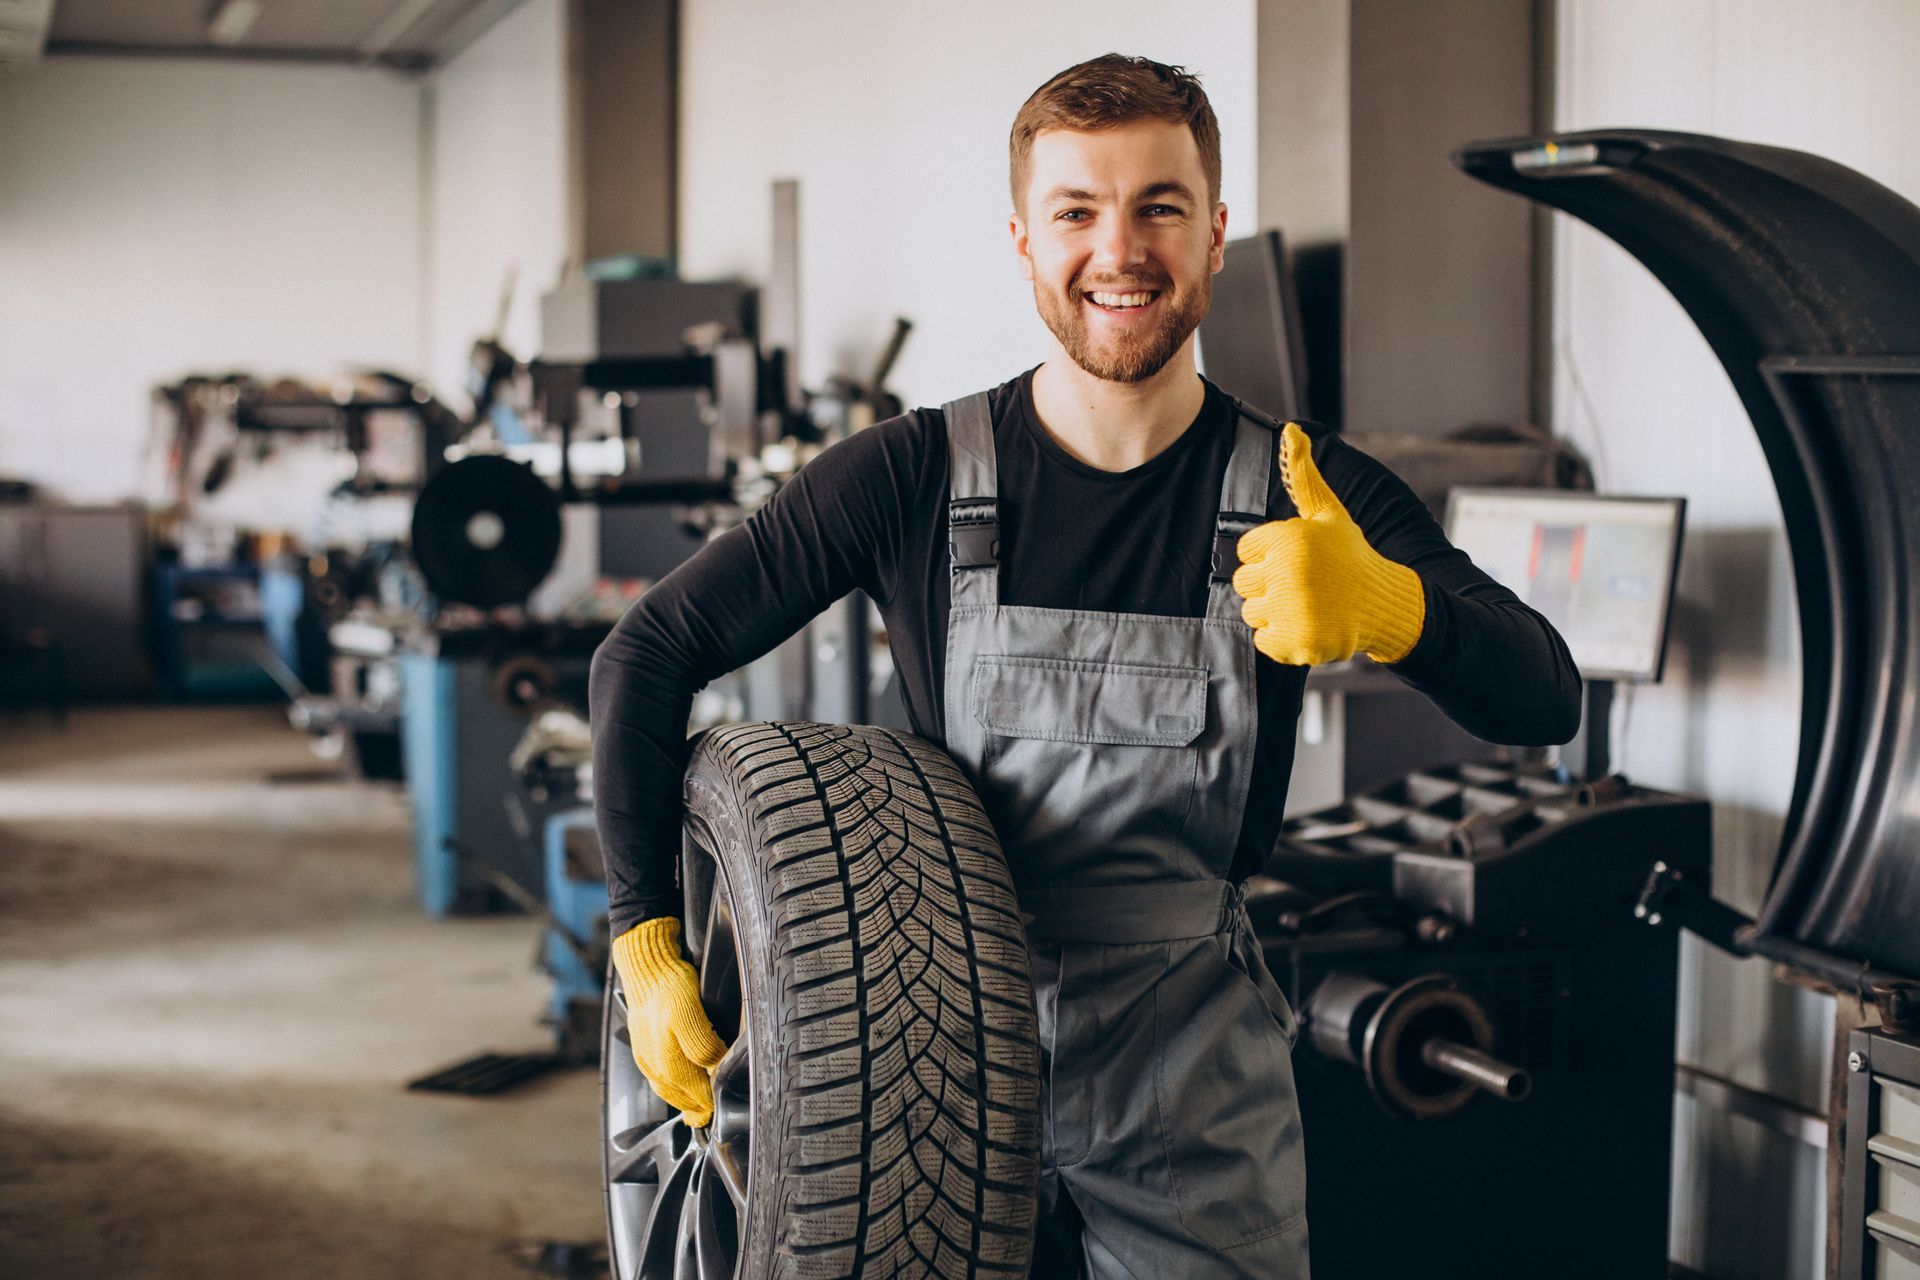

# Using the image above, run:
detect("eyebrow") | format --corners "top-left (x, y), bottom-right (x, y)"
top-left (1041, 180), bottom-right (1199, 207)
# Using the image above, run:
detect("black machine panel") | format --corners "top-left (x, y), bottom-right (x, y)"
top-left (1197, 229), bottom-right (1313, 422)
top-left (1455, 129), bottom-right (1920, 981)
top-left (1261, 764), bottom-right (1712, 1276)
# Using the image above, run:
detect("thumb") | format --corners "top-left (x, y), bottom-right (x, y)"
top-left (1279, 423), bottom-right (1344, 520)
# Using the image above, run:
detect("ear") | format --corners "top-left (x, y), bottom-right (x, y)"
top-left (1209, 202), bottom-right (1229, 275)
top-left (1010, 211), bottom-right (1034, 282)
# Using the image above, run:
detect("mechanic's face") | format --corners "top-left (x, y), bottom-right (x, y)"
top-left (1012, 120), bottom-right (1227, 384)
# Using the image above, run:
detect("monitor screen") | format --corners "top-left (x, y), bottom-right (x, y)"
top-left (1444, 488), bottom-right (1686, 682)
top-left (1197, 229), bottom-right (1311, 422)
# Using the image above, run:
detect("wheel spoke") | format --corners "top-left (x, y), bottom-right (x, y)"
top-left (694, 1163), bottom-right (737, 1280)
top-left (711, 1036), bottom-right (749, 1097)
top-left (614, 821), bottom-right (754, 1279)
top-left (610, 1114), bottom-right (686, 1185)
top-left (710, 1136), bottom-right (750, 1215)
top-left (699, 893), bottom-right (740, 1033)
top-left (672, 1170), bottom-right (700, 1279)
top-left (681, 825), bottom-right (717, 964)
top-left (642, 1154), bottom-right (696, 1275)
top-left (606, 1143), bottom-right (654, 1187)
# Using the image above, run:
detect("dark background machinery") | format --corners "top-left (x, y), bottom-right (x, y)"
top-left (395, 190), bottom-right (915, 1072)
top-left (398, 275), bottom-right (912, 920)
top-left (1455, 128), bottom-right (1920, 1006)
top-left (1447, 128), bottom-right (1920, 1272)
top-left (1253, 481), bottom-right (1705, 1277)
top-left (1195, 129), bottom-right (1920, 1276)
top-left (1261, 766), bottom-right (1710, 1277)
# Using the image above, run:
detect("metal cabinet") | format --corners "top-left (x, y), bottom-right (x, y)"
top-left (1842, 1028), bottom-right (1920, 1279)
top-left (0, 502), bottom-right (150, 698)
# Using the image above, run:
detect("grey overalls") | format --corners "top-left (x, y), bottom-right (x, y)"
top-left (939, 391), bottom-right (1312, 1279)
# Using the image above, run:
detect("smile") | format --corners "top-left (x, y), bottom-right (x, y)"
top-left (1084, 290), bottom-right (1162, 312)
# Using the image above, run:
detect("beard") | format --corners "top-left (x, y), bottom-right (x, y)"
top-left (1034, 268), bottom-right (1212, 384)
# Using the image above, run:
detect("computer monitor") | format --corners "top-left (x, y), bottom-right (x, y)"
top-left (1444, 488), bottom-right (1687, 683)
top-left (1197, 229), bottom-right (1311, 422)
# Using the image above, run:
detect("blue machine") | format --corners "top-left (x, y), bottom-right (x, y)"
top-left (397, 634), bottom-right (599, 917)
top-left (544, 806), bottom-right (610, 1061)
top-left (399, 650), bottom-right (472, 917)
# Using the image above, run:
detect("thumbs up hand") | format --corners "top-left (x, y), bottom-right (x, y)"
top-left (1231, 423), bottom-right (1427, 667)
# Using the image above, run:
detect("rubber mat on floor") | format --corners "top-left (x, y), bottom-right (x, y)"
top-left (407, 1051), bottom-right (564, 1095)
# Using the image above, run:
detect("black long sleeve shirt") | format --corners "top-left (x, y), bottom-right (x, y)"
top-left (590, 369), bottom-right (1582, 934)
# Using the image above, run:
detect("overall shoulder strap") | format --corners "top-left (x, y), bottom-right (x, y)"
top-left (1208, 399), bottom-right (1281, 616)
top-left (1214, 398), bottom-right (1280, 566)
top-left (941, 392), bottom-right (999, 603)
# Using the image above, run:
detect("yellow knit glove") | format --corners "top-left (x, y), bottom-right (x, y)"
top-left (1232, 423), bottom-right (1426, 666)
top-left (609, 917), bottom-right (728, 1126)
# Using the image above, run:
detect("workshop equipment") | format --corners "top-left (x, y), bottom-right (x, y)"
top-left (1458, 131), bottom-right (1920, 1264)
top-left (408, 454), bottom-right (563, 610)
top-left (147, 371), bottom-right (462, 514)
top-left (1838, 1025), bottom-right (1920, 1279)
top-left (1263, 765), bottom-right (1712, 1277)
top-left (391, 271), bottom-right (752, 916)
top-left (539, 812), bottom-right (607, 1062)
top-left (1252, 475), bottom-right (1704, 1276)
top-left (502, 706), bottom-right (609, 1061)
top-left (151, 562), bottom-right (281, 700)
top-left (395, 185), bottom-right (909, 932)
top-left (398, 633), bottom-right (597, 916)
top-left (0, 501), bottom-right (148, 702)
top-left (1456, 128), bottom-right (1920, 999)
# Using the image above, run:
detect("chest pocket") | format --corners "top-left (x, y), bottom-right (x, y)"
top-left (970, 655), bottom-right (1208, 881)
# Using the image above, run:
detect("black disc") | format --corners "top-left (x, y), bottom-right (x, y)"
top-left (490, 653), bottom-right (557, 715)
top-left (410, 455), bottom-right (562, 609)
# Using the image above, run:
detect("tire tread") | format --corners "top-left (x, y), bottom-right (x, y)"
top-left (686, 722), bottom-right (1041, 1280)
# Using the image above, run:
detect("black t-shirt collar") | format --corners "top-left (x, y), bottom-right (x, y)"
top-left (1013, 365), bottom-right (1227, 482)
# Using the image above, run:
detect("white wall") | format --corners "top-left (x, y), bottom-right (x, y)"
top-left (1254, 0), bottom-right (1347, 243)
top-left (0, 58), bottom-right (424, 504)
top-left (677, 0), bottom-right (1258, 407)
top-left (1554, 3), bottom-right (1920, 1275)
top-left (423, 0), bottom-right (572, 411)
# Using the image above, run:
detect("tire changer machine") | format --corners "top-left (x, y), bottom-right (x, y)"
top-left (1254, 488), bottom-right (1708, 1278)
top-left (1253, 129), bottom-right (1920, 1279)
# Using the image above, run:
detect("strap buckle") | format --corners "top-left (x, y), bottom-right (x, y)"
top-left (949, 498), bottom-right (999, 571)
top-left (1211, 511), bottom-right (1266, 583)
top-left (950, 521), bottom-right (1000, 570)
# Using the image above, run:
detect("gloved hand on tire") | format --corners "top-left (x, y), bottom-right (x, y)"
top-left (610, 916), bottom-right (728, 1127)
top-left (1234, 422), bottom-right (1427, 666)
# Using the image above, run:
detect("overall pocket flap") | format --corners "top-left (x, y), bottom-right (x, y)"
top-left (971, 655), bottom-right (1207, 747)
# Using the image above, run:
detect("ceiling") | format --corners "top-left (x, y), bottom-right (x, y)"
top-left (35, 0), bottom-right (524, 71)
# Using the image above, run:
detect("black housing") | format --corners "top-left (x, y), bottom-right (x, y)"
top-left (1456, 129), bottom-right (1920, 980)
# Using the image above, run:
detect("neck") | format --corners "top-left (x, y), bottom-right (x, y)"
top-left (1029, 344), bottom-right (1207, 472)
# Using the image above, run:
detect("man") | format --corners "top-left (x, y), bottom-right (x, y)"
top-left (591, 53), bottom-right (1579, 1278)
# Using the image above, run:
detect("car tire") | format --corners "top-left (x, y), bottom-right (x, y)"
top-left (603, 721), bottom-right (1042, 1279)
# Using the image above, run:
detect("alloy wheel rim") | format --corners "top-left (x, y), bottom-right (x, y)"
top-left (605, 831), bottom-right (750, 1280)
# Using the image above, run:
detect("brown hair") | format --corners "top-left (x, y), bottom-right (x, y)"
top-left (1009, 53), bottom-right (1222, 211)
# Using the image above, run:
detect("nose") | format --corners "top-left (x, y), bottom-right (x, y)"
top-left (1089, 213), bottom-right (1148, 274)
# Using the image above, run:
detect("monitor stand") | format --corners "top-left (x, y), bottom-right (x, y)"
top-left (1564, 678), bottom-right (1615, 782)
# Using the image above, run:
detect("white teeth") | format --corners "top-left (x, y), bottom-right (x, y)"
top-left (1089, 291), bottom-right (1156, 308)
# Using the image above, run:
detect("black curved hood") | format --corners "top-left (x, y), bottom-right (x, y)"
top-left (1455, 129), bottom-right (1920, 980)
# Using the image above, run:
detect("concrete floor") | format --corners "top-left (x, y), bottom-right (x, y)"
top-left (0, 705), bottom-right (604, 1278)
